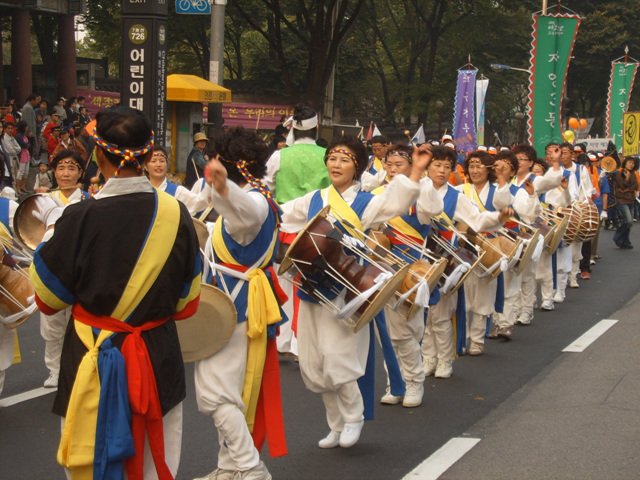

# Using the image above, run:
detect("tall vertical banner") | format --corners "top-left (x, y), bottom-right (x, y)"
top-left (121, 0), bottom-right (168, 146)
top-left (606, 61), bottom-right (639, 151)
top-left (527, 14), bottom-right (581, 156)
top-left (453, 69), bottom-right (478, 153)
top-left (475, 78), bottom-right (489, 147)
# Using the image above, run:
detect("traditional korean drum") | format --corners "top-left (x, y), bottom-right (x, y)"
top-left (279, 206), bottom-right (408, 332)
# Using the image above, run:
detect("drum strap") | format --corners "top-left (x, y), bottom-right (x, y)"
top-left (322, 186), bottom-right (365, 241)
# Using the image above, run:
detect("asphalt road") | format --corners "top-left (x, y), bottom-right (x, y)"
top-left (1, 225), bottom-right (639, 480)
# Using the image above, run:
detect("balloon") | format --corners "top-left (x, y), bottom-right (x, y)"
top-left (580, 118), bottom-right (588, 130)
top-left (568, 118), bottom-right (579, 129)
top-left (564, 130), bottom-right (575, 142)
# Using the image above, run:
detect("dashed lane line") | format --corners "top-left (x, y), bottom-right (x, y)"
top-left (563, 319), bottom-right (618, 353)
top-left (402, 436), bottom-right (481, 480)
top-left (0, 386), bottom-right (56, 408)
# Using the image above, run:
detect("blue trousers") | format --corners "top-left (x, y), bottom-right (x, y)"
top-left (613, 203), bottom-right (633, 247)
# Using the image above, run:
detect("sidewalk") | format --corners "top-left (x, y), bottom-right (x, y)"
top-left (441, 290), bottom-right (640, 479)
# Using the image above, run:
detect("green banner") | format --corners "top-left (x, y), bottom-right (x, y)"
top-left (606, 62), bottom-right (639, 151)
top-left (527, 14), bottom-right (581, 156)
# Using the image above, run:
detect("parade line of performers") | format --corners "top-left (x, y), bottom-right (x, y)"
top-left (0, 104), bottom-right (627, 480)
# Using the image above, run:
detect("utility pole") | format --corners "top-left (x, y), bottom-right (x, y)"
top-left (208, 0), bottom-right (226, 137)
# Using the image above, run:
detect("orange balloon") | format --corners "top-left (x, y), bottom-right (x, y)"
top-left (568, 118), bottom-right (579, 129)
top-left (579, 118), bottom-right (587, 130)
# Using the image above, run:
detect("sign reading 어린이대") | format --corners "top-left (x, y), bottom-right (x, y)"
top-left (121, 0), bottom-right (168, 145)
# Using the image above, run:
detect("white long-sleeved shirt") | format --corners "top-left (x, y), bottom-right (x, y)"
top-left (158, 178), bottom-right (211, 216)
top-left (281, 174), bottom-right (421, 235)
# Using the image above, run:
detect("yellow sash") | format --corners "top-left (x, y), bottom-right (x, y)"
top-left (212, 217), bottom-right (281, 432)
top-left (324, 185), bottom-right (365, 241)
top-left (57, 191), bottom-right (180, 479)
top-left (462, 183), bottom-right (488, 212)
top-left (372, 184), bottom-right (424, 240)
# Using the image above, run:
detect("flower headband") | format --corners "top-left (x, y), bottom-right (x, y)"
top-left (90, 122), bottom-right (154, 177)
top-left (387, 150), bottom-right (412, 163)
top-left (328, 148), bottom-right (358, 168)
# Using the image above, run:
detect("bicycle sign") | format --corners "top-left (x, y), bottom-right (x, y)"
top-left (176, 0), bottom-right (210, 14)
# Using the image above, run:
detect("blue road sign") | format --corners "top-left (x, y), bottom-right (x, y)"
top-left (176, 0), bottom-right (210, 14)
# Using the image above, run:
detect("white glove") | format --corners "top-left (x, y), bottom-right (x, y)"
top-left (600, 211), bottom-right (608, 220)
top-left (32, 196), bottom-right (64, 228)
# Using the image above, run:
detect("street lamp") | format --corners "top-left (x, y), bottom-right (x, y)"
top-left (490, 63), bottom-right (532, 74)
top-left (435, 100), bottom-right (444, 138)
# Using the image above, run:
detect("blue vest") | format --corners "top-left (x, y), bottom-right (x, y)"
top-left (164, 181), bottom-right (178, 197)
top-left (0, 197), bottom-right (10, 231)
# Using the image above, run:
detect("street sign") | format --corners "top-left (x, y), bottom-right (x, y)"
top-left (176, 0), bottom-right (210, 14)
top-left (623, 112), bottom-right (640, 156)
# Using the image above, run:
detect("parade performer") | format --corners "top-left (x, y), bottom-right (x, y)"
top-left (371, 144), bottom-right (443, 407)
top-left (29, 106), bottom-right (202, 479)
top-left (560, 143), bottom-right (595, 290)
top-left (506, 144), bottom-right (562, 325)
top-left (263, 104), bottom-right (329, 359)
top-left (0, 192), bottom-right (19, 399)
top-left (280, 135), bottom-right (430, 449)
top-left (421, 147), bottom-right (512, 378)
top-left (143, 145), bottom-right (211, 216)
top-left (456, 150), bottom-right (515, 355)
top-left (360, 135), bottom-right (391, 191)
top-left (194, 127), bottom-right (287, 480)
top-left (38, 150), bottom-right (90, 389)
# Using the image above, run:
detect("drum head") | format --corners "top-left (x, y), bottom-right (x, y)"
top-left (192, 217), bottom-right (210, 251)
top-left (175, 284), bottom-right (237, 362)
top-left (352, 263), bottom-right (409, 332)
top-left (14, 194), bottom-right (48, 251)
top-left (512, 229), bottom-right (540, 276)
top-left (546, 215), bottom-right (569, 254)
top-left (278, 205), bottom-right (332, 275)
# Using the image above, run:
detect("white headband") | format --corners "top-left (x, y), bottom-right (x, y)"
top-left (285, 114), bottom-right (319, 146)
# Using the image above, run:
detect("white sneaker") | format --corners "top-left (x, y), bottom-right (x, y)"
top-left (568, 277), bottom-right (579, 288)
top-left (380, 387), bottom-right (403, 405)
top-left (553, 290), bottom-right (565, 303)
top-left (402, 382), bottom-right (424, 408)
top-left (434, 359), bottom-right (453, 378)
top-left (44, 373), bottom-right (59, 388)
top-left (238, 461), bottom-right (272, 480)
top-left (318, 430), bottom-right (341, 448)
top-left (516, 312), bottom-right (532, 325)
top-left (540, 299), bottom-right (555, 311)
top-left (423, 357), bottom-right (438, 376)
top-left (193, 468), bottom-right (236, 480)
top-left (339, 420), bottom-right (364, 448)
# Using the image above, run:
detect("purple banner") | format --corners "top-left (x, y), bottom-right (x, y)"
top-left (453, 69), bottom-right (478, 154)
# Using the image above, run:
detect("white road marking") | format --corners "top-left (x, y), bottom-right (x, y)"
top-left (402, 436), bottom-right (481, 480)
top-left (0, 387), bottom-right (56, 408)
top-left (563, 319), bottom-right (618, 353)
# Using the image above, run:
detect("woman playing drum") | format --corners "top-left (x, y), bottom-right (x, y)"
top-left (455, 150), bottom-right (515, 355)
top-left (421, 146), bottom-right (512, 379)
top-left (370, 143), bottom-right (443, 408)
top-left (280, 135), bottom-right (432, 449)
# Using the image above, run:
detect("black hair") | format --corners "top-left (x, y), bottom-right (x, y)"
top-left (512, 144), bottom-right (538, 163)
top-left (50, 149), bottom-right (84, 171)
top-left (214, 127), bottom-right (268, 185)
top-left (429, 145), bottom-right (457, 166)
top-left (3, 121), bottom-right (14, 129)
top-left (494, 150), bottom-right (519, 176)
top-left (26, 93), bottom-right (38, 102)
top-left (386, 143), bottom-right (413, 161)
top-left (205, 140), bottom-right (217, 160)
top-left (78, 96), bottom-right (85, 102)
top-left (533, 158), bottom-right (549, 174)
top-left (369, 135), bottom-right (388, 145)
top-left (291, 104), bottom-right (317, 141)
top-left (324, 135), bottom-right (367, 179)
top-left (272, 135), bottom-right (286, 147)
top-left (95, 105), bottom-right (153, 168)
top-left (560, 142), bottom-right (574, 151)
top-left (16, 121), bottom-right (28, 135)
top-left (152, 145), bottom-right (168, 156)
top-left (463, 151), bottom-right (496, 182)
top-left (544, 142), bottom-right (560, 152)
